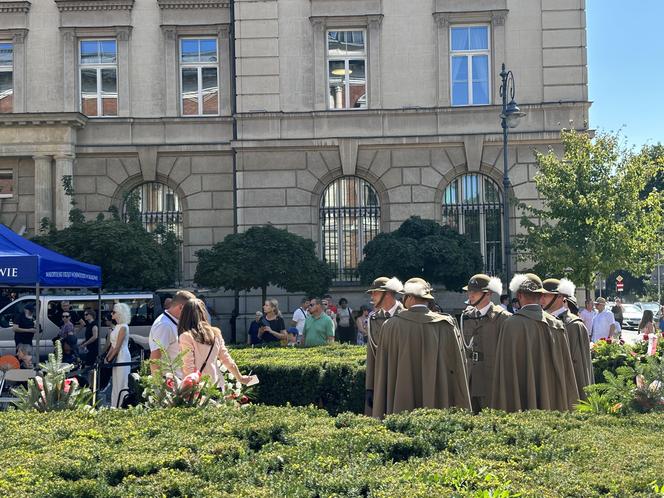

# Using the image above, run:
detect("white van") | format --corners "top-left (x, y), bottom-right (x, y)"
top-left (0, 293), bottom-right (162, 357)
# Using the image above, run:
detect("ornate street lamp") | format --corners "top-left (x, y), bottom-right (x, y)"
top-left (500, 63), bottom-right (526, 288)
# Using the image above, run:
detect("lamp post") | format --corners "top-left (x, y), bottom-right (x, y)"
top-left (500, 63), bottom-right (526, 288)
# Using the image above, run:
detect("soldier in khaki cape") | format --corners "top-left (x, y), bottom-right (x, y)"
top-left (372, 278), bottom-right (471, 418)
top-left (541, 278), bottom-right (593, 400)
top-left (461, 274), bottom-right (511, 412)
top-left (490, 273), bottom-right (579, 412)
top-left (364, 277), bottom-right (405, 415)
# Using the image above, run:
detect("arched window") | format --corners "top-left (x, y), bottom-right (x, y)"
top-left (126, 182), bottom-right (183, 238)
top-left (320, 176), bottom-right (380, 282)
top-left (442, 174), bottom-right (503, 275)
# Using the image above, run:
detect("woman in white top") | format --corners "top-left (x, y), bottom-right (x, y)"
top-left (105, 302), bottom-right (132, 408)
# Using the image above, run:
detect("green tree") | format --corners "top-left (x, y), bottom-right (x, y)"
top-left (515, 130), bottom-right (664, 297)
top-left (33, 200), bottom-right (180, 290)
top-left (357, 216), bottom-right (484, 291)
top-left (194, 225), bottom-right (333, 304)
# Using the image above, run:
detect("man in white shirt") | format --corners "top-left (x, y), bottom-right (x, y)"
top-left (578, 299), bottom-right (596, 335)
top-left (290, 297), bottom-right (309, 343)
top-left (591, 297), bottom-right (616, 342)
top-left (149, 290), bottom-right (195, 374)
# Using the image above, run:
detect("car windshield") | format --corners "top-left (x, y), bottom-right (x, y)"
top-left (639, 303), bottom-right (659, 312)
top-left (622, 304), bottom-right (642, 314)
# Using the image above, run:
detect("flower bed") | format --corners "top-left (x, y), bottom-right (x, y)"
top-left (1, 406), bottom-right (664, 497)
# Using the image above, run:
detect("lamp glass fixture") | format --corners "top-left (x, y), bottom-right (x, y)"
top-left (504, 100), bottom-right (526, 129)
top-left (331, 68), bottom-right (352, 76)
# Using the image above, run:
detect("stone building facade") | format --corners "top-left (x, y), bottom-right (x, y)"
top-left (0, 0), bottom-right (589, 327)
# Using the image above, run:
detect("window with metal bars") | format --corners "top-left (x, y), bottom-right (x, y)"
top-left (442, 174), bottom-right (503, 275)
top-left (320, 176), bottom-right (380, 283)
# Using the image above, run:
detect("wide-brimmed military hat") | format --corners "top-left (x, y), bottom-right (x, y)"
top-left (543, 278), bottom-right (577, 303)
top-left (402, 277), bottom-right (435, 301)
top-left (463, 274), bottom-right (503, 294)
top-left (509, 273), bottom-right (547, 294)
top-left (366, 277), bottom-right (403, 294)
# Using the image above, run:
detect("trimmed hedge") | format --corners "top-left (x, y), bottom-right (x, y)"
top-left (231, 345), bottom-right (366, 415)
top-left (1, 406), bottom-right (664, 496)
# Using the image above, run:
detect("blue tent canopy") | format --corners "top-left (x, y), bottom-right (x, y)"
top-left (0, 224), bottom-right (101, 288)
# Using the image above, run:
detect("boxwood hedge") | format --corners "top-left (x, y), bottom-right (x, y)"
top-left (1, 406), bottom-right (664, 497)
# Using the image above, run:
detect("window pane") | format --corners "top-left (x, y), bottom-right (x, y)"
top-left (328, 31), bottom-right (342, 54)
top-left (451, 27), bottom-right (469, 51)
top-left (100, 40), bottom-right (117, 63)
top-left (328, 61), bottom-right (346, 109)
top-left (472, 55), bottom-right (489, 104)
top-left (80, 41), bottom-right (99, 64)
top-left (344, 31), bottom-right (365, 55)
top-left (0, 44), bottom-right (12, 66)
top-left (348, 60), bottom-right (366, 108)
top-left (451, 56), bottom-right (468, 106)
top-left (469, 27), bottom-right (489, 50)
top-left (181, 67), bottom-right (199, 115)
top-left (0, 170), bottom-right (13, 196)
top-left (101, 68), bottom-right (117, 116)
top-left (181, 39), bottom-right (199, 63)
top-left (199, 39), bottom-right (217, 63)
top-left (462, 175), bottom-right (479, 203)
top-left (80, 69), bottom-right (98, 116)
top-left (201, 67), bottom-right (218, 115)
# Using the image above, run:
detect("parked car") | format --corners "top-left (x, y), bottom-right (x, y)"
top-left (635, 302), bottom-right (661, 320)
top-left (0, 293), bottom-right (161, 357)
top-left (620, 304), bottom-right (644, 331)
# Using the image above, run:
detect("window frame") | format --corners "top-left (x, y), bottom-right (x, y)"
top-left (178, 36), bottom-right (220, 117)
top-left (0, 168), bottom-right (14, 198)
top-left (0, 41), bottom-right (13, 114)
top-left (442, 174), bottom-right (503, 275)
top-left (449, 24), bottom-right (491, 107)
top-left (326, 29), bottom-right (368, 111)
top-left (78, 37), bottom-right (118, 118)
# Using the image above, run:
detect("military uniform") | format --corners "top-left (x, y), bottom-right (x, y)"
top-left (558, 309), bottom-right (593, 400)
top-left (461, 302), bottom-right (511, 411)
top-left (490, 274), bottom-right (579, 412)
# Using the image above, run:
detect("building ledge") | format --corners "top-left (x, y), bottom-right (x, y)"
top-left (54, 0), bottom-right (134, 11)
top-left (157, 0), bottom-right (228, 9)
top-left (0, 112), bottom-right (88, 128)
top-left (0, 1), bottom-right (30, 13)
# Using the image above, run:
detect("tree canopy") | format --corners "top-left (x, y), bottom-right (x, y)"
top-left (357, 216), bottom-right (484, 291)
top-left (194, 225), bottom-right (333, 304)
top-left (515, 130), bottom-right (664, 296)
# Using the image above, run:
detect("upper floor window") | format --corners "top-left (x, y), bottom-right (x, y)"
top-left (320, 176), bottom-right (380, 282)
top-left (327, 30), bottom-right (367, 110)
top-left (80, 39), bottom-right (118, 117)
top-left (450, 25), bottom-right (490, 106)
top-left (180, 38), bottom-right (219, 116)
top-left (0, 43), bottom-right (12, 113)
top-left (442, 174), bottom-right (502, 275)
top-left (0, 169), bottom-right (14, 198)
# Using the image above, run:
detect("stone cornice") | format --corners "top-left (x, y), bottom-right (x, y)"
top-left (0, 1), bottom-right (31, 13)
top-left (54, 0), bottom-right (134, 12)
top-left (0, 112), bottom-right (88, 128)
top-left (433, 9), bottom-right (508, 27)
top-left (157, 0), bottom-right (228, 9)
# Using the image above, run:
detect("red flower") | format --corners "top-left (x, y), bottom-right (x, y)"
top-left (240, 395), bottom-right (249, 405)
top-left (605, 338), bottom-right (613, 344)
top-left (63, 378), bottom-right (72, 394)
top-left (643, 334), bottom-right (650, 342)
top-left (165, 378), bottom-right (175, 390)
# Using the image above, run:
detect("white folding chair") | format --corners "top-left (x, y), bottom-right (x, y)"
top-left (0, 369), bottom-right (36, 409)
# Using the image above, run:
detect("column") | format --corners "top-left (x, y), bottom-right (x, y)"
top-left (12, 30), bottom-right (27, 113)
top-left (116, 27), bottom-right (132, 117)
top-left (433, 13), bottom-right (450, 107)
top-left (61, 29), bottom-right (77, 112)
top-left (33, 156), bottom-right (53, 229)
top-left (162, 27), bottom-right (178, 117)
top-left (311, 18), bottom-right (327, 111)
top-left (54, 155), bottom-right (75, 230)
top-left (367, 15), bottom-right (383, 108)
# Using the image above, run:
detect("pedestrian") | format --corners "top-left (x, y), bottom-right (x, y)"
top-left (148, 290), bottom-right (196, 374)
top-left (335, 298), bottom-right (355, 344)
top-left (321, 298), bottom-right (337, 334)
top-left (247, 311), bottom-right (263, 345)
top-left (612, 297), bottom-right (624, 326)
top-left (591, 297), bottom-right (616, 342)
top-left (302, 298), bottom-right (335, 347)
top-left (371, 278), bottom-right (471, 418)
top-left (541, 278), bottom-right (593, 400)
top-left (639, 309), bottom-right (656, 337)
top-left (364, 277), bottom-right (404, 415)
top-left (80, 309), bottom-right (99, 366)
top-left (658, 306), bottom-right (664, 333)
top-left (510, 297), bottom-right (520, 312)
top-left (57, 311), bottom-right (75, 342)
top-left (499, 294), bottom-right (511, 312)
top-left (178, 298), bottom-right (255, 387)
top-left (579, 299), bottom-right (596, 334)
top-left (13, 302), bottom-right (36, 350)
top-left (289, 298), bottom-right (309, 343)
top-left (355, 305), bottom-right (369, 345)
top-left (460, 274), bottom-right (510, 412)
top-left (258, 299), bottom-right (288, 344)
top-left (491, 273), bottom-right (579, 412)
top-left (105, 303), bottom-right (132, 408)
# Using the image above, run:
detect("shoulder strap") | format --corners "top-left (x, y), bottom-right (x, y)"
top-left (199, 342), bottom-right (214, 373)
top-left (164, 312), bottom-right (178, 327)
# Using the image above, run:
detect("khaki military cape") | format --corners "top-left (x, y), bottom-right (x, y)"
top-left (490, 305), bottom-right (579, 412)
top-left (559, 309), bottom-right (594, 400)
top-left (371, 306), bottom-right (471, 419)
top-left (461, 303), bottom-right (511, 410)
top-left (365, 301), bottom-right (405, 415)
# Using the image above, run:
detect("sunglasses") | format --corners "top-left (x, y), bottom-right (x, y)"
top-left (62, 315), bottom-right (70, 318)
top-left (308, 303), bottom-right (317, 308)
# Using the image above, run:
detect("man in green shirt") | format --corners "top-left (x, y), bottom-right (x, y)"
top-left (303, 297), bottom-right (335, 347)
